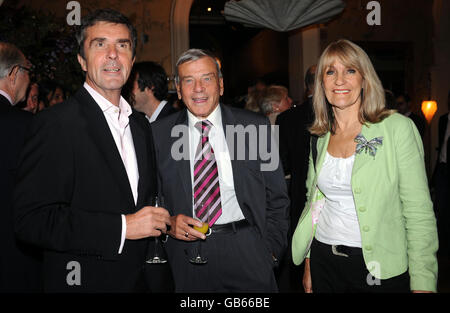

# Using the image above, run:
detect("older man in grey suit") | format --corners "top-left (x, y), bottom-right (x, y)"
top-left (152, 49), bottom-right (289, 292)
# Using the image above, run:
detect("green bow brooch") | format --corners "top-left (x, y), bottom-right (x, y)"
top-left (354, 134), bottom-right (383, 158)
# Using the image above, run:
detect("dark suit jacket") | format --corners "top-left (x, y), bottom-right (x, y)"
top-left (155, 101), bottom-right (177, 121)
top-left (437, 112), bottom-right (449, 159)
top-left (408, 112), bottom-right (426, 138)
top-left (0, 94), bottom-right (43, 292)
top-left (276, 98), bottom-right (314, 238)
top-left (151, 104), bottom-right (289, 288)
top-left (13, 87), bottom-right (157, 292)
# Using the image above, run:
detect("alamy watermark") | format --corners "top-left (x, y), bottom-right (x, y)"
top-left (366, 260), bottom-right (381, 286)
top-left (66, 260), bottom-right (81, 286)
top-left (170, 124), bottom-right (280, 172)
top-left (66, 1), bottom-right (81, 25)
top-left (366, 1), bottom-right (381, 26)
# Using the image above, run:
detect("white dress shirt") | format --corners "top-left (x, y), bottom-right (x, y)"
top-left (84, 83), bottom-right (139, 254)
top-left (315, 151), bottom-right (362, 248)
top-left (146, 100), bottom-right (168, 123)
top-left (187, 104), bottom-right (245, 224)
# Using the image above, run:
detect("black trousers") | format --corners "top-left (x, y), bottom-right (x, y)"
top-left (434, 162), bottom-right (450, 256)
top-left (310, 239), bottom-right (410, 293)
top-left (171, 225), bottom-right (278, 292)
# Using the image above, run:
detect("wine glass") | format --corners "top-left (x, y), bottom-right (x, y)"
top-left (189, 202), bottom-right (210, 264)
top-left (146, 195), bottom-right (168, 264)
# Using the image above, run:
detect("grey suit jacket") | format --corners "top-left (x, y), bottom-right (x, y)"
top-left (151, 104), bottom-right (289, 272)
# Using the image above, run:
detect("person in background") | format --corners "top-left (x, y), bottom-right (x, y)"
top-left (259, 85), bottom-right (292, 125)
top-left (395, 93), bottom-right (426, 138)
top-left (275, 64), bottom-right (316, 292)
top-left (243, 78), bottom-right (267, 112)
top-left (36, 80), bottom-right (67, 110)
top-left (20, 81), bottom-right (39, 114)
top-left (384, 89), bottom-right (396, 110)
top-left (432, 91), bottom-right (450, 256)
top-left (292, 39), bottom-right (438, 293)
top-left (0, 41), bottom-right (42, 292)
top-left (130, 61), bottom-right (176, 123)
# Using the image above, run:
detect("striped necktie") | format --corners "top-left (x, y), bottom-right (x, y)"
top-left (193, 120), bottom-right (222, 226)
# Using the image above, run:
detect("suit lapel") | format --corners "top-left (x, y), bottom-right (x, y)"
top-left (129, 113), bottom-right (147, 206)
top-left (220, 105), bottom-right (246, 211)
top-left (174, 109), bottom-right (193, 215)
top-left (75, 87), bottom-right (135, 207)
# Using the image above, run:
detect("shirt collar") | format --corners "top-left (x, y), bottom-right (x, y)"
top-left (187, 103), bottom-right (222, 130)
top-left (83, 82), bottom-right (132, 117)
top-left (149, 100), bottom-right (167, 123)
top-left (0, 89), bottom-right (13, 105)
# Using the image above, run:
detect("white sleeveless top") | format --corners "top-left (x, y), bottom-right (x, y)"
top-left (315, 151), bottom-right (362, 247)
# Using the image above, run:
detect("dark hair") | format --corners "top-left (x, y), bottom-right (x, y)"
top-left (305, 66), bottom-right (316, 91)
top-left (76, 9), bottom-right (137, 59)
top-left (249, 77), bottom-right (267, 88)
top-left (38, 80), bottom-right (67, 107)
top-left (396, 93), bottom-right (411, 103)
top-left (133, 61), bottom-right (168, 102)
top-left (384, 89), bottom-right (396, 110)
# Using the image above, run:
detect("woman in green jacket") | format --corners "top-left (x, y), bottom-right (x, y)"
top-left (291, 39), bottom-right (438, 293)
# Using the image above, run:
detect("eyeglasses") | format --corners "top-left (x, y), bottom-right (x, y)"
top-left (9, 64), bottom-right (32, 76)
top-left (18, 65), bottom-right (32, 73)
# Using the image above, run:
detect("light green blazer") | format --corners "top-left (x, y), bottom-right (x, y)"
top-left (292, 113), bottom-right (438, 292)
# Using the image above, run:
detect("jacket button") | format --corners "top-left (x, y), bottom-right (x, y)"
top-left (359, 207), bottom-right (366, 212)
top-left (365, 245), bottom-right (372, 251)
top-left (354, 188), bottom-right (361, 194)
top-left (362, 226), bottom-right (370, 232)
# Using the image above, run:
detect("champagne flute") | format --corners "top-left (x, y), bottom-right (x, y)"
top-left (146, 195), bottom-right (168, 264)
top-left (189, 202), bottom-right (210, 264)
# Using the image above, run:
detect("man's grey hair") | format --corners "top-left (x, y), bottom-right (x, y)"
top-left (0, 42), bottom-right (26, 79)
top-left (260, 85), bottom-right (288, 115)
top-left (174, 49), bottom-right (222, 84)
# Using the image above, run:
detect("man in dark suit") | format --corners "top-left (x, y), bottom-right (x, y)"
top-left (152, 49), bottom-right (289, 292)
top-left (130, 61), bottom-right (176, 123)
top-left (13, 9), bottom-right (170, 292)
top-left (274, 65), bottom-right (316, 292)
top-left (395, 93), bottom-right (426, 138)
top-left (0, 42), bottom-right (42, 292)
top-left (433, 91), bottom-right (450, 256)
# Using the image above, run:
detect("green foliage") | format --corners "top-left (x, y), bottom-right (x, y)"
top-left (0, 6), bottom-right (84, 95)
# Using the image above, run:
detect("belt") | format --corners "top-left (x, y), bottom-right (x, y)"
top-left (209, 219), bottom-right (250, 235)
top-left (332, 244), bottom-right (363, 257)
top-left (314, 239), bottom-right (362, 257)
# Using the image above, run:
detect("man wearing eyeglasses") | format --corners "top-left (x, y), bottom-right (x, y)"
top-left (0, 42), bottom-right (31, 106)
top-left (0, 42), bottom-right (42, 292)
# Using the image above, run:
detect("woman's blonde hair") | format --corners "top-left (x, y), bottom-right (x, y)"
top-left (310, 39), bottom-right (393, 136)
